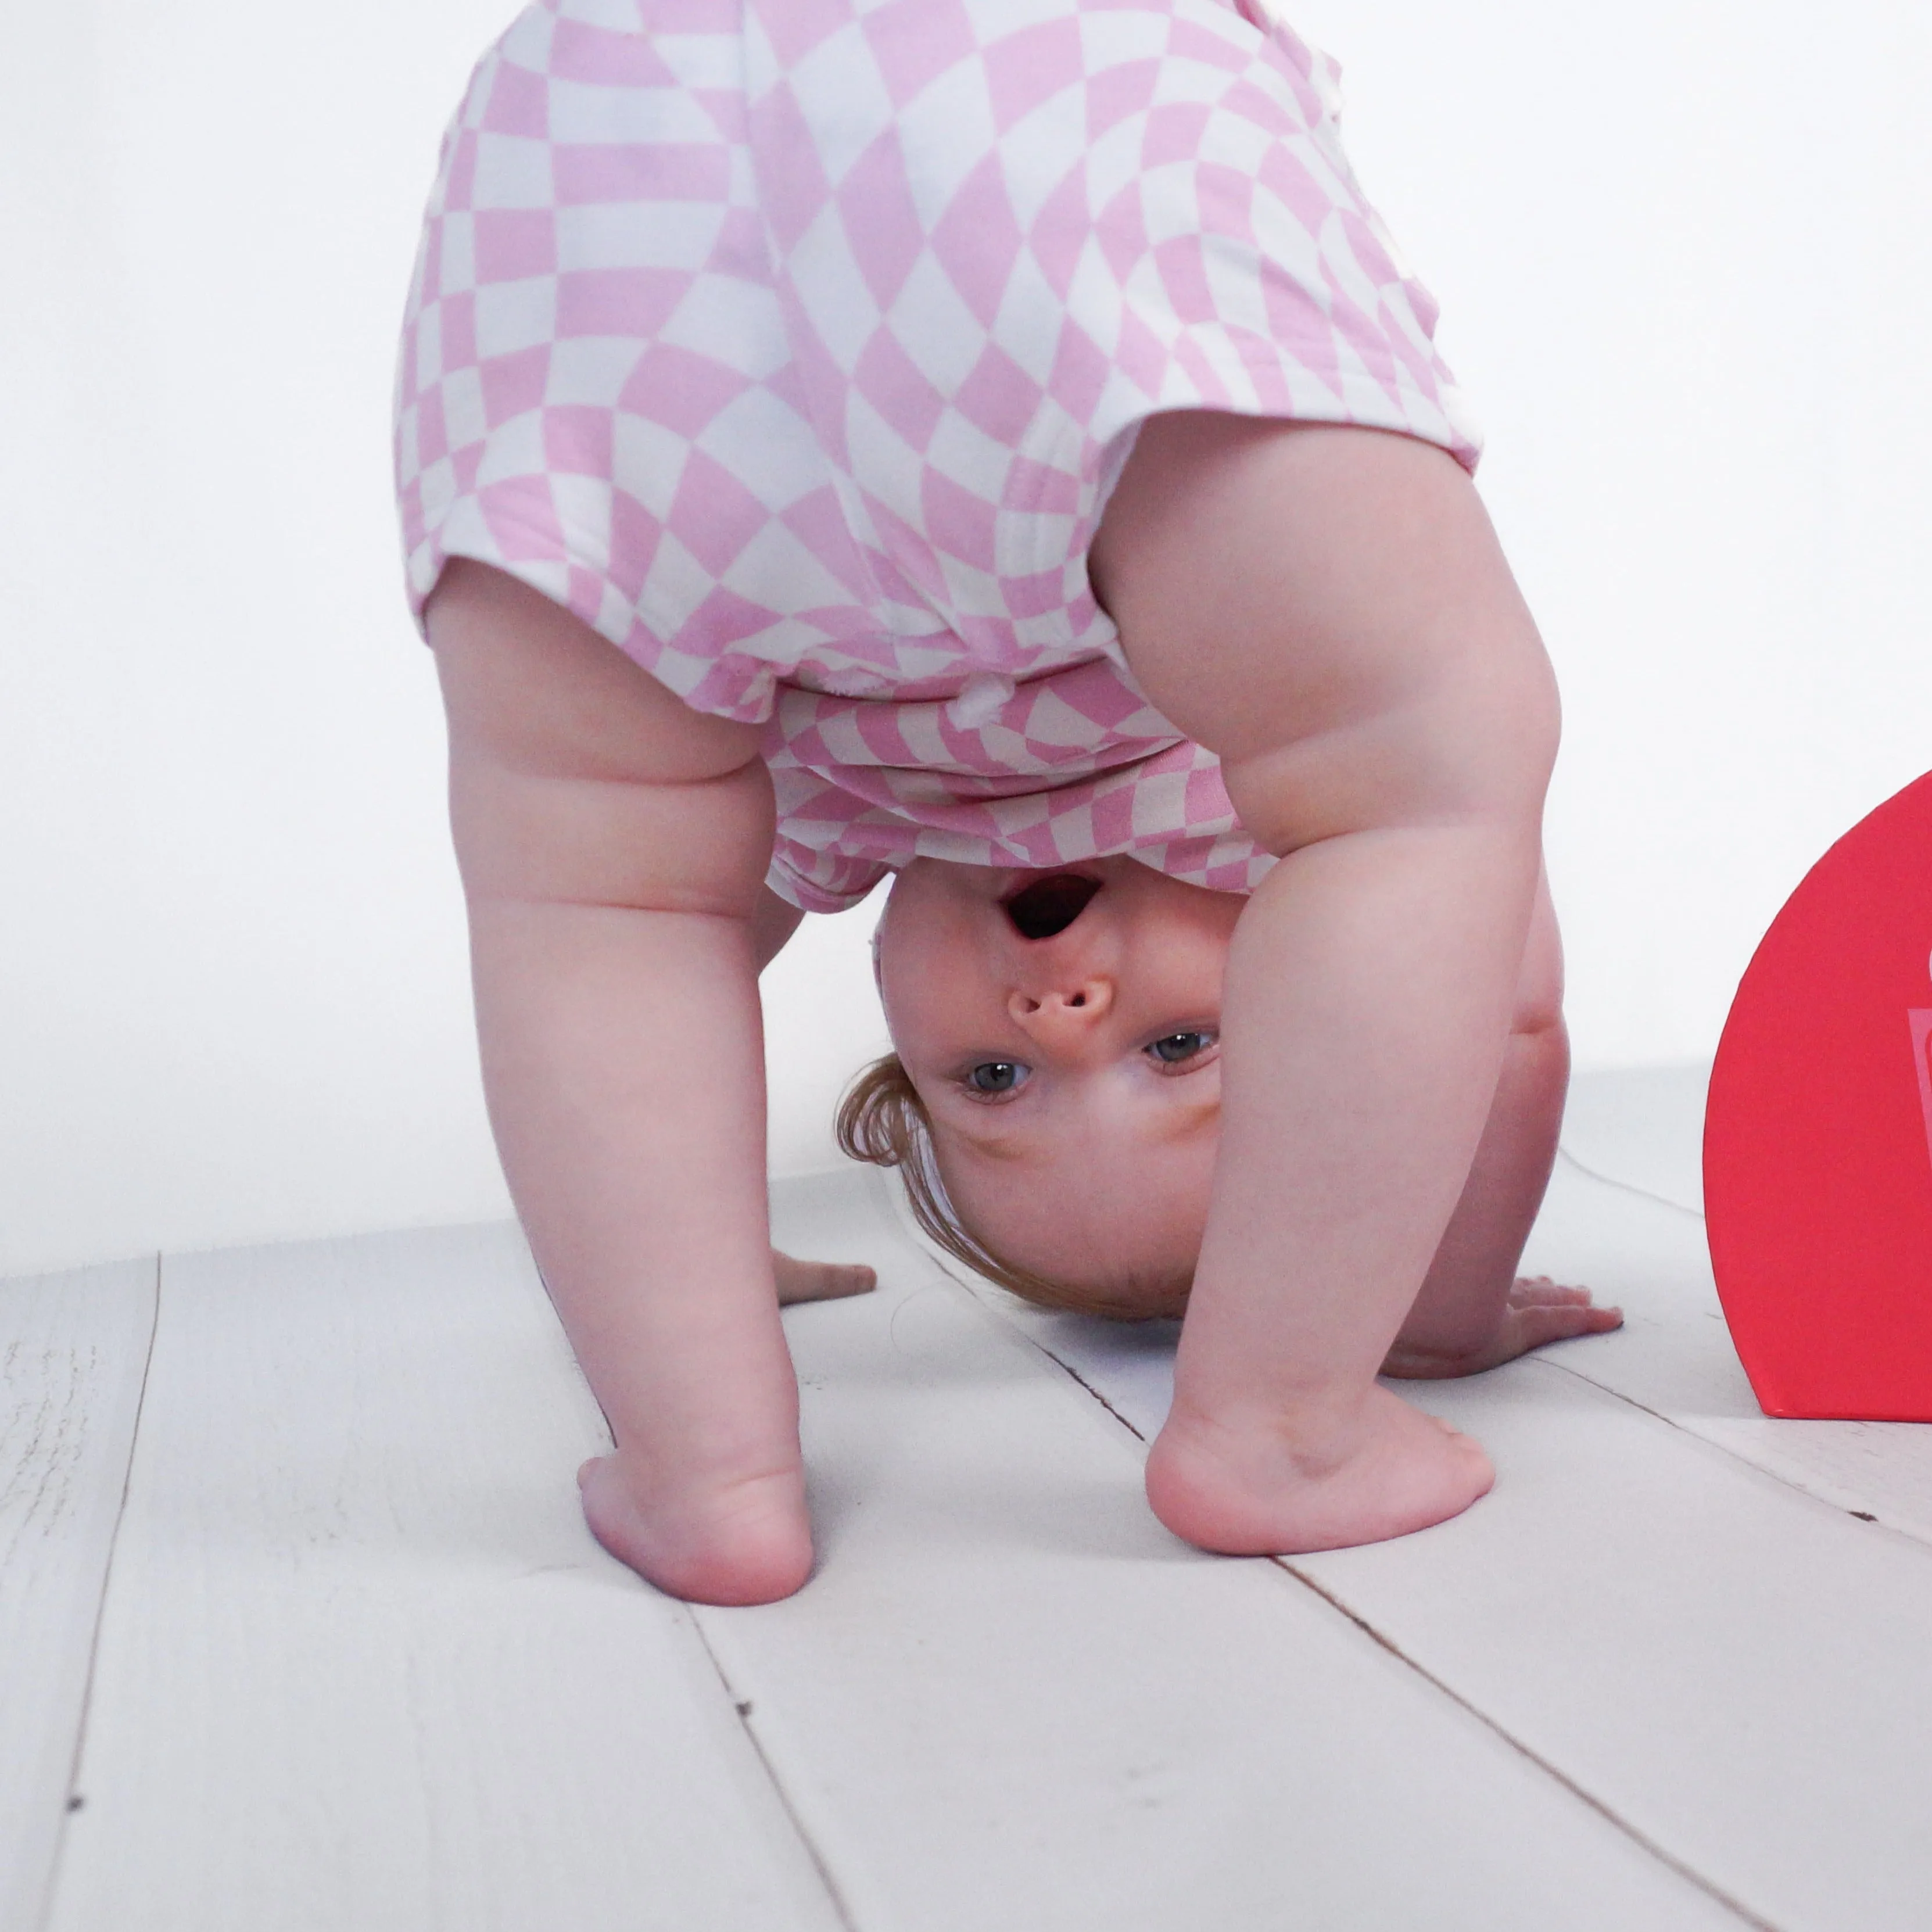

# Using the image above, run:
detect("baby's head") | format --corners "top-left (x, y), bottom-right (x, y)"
top-left (840, 856), bottom-right (1241, 1320)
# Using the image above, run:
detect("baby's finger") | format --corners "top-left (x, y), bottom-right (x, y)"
top-left (1515, 1301), bottom-right (1623, 1347)
top-left (1511, 1278), bottom-right (1593, 1307)
top-left (773, 1252), bottom-right (879, 1304)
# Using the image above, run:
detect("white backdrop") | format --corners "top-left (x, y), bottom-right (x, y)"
top-left (3, 0), bottom-right (1927, 1274)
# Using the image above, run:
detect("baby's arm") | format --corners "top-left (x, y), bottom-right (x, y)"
top-left (1381, 870), bottom-right (1620, 1377)
top-left (431, 561), bottom-right (812, 1605)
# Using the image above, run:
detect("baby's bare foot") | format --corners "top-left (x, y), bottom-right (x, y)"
top-left (578, 1454), bottom-right (813, 1605)
top-left (772, 1248), bottom-right (877, 1305)
top-left (1145, 1385), bottom-right (1494, 1556)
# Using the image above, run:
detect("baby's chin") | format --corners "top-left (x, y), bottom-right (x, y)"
top-left (938, 1163), bottom-right (1201, 1321)
top-left (980, 1243), bottom-right (1192, 1321)
top-left (1045, 1274), bottom-right (1191, 1322)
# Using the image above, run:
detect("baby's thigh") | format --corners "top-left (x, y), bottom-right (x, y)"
top-left (429, 561), bottom-right (762, 787)
top-left (1089, 413), bottom-right (1557, 841)
top-left (428, 561), bottom-right (773, 910)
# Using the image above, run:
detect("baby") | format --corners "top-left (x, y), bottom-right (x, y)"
top-left (398, 0), bottom-right (1619, 1604)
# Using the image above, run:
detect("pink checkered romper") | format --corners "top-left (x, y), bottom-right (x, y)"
top-left (395, 0), bottom-right (1481, 911)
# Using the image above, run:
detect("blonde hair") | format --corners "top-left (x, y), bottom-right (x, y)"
top-left (836, 1053), bottom-right (1187, 1321)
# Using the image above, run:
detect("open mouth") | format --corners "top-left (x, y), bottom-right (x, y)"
top-left (1002, 870), bottom-right (1103, 940)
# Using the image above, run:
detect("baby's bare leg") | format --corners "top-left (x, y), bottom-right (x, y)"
top-left (431, 562), bottom-right (810, 1604)
top-left (1091, 417), bottom-right (1559, 1554)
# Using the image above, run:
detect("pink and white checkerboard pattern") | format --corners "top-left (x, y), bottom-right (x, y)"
top-left (395, 0), bottom-right (1481, 911)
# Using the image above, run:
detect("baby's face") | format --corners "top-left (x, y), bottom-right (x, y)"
top-left (876, 856), bottom-right (1243, 1313)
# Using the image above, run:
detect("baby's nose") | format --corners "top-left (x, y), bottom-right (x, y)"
top-left (1008, 978), bottom-right (1114, 1032)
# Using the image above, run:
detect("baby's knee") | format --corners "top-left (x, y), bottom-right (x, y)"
top-left (429, 559), bottom-right (764, 790)
top-left (1220, 657), bottom-right (1559, 859)
top-left (1510, 876), bottom-right (1567, 1035)
top-left (1099, 416), bottom-right (1560, 852)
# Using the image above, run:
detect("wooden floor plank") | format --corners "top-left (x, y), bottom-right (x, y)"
top-left (702, 1170), bottom-right (1749, 1932)
top-left (1522, 1160), bottom-right (1932, 1546)
top-left (1296, 1361), bottom-right (1932, 1932)
top-left (959, 1145), bottom-right (1932, 1931)
top-left (1537, 1070), bottom-right (1932, 1540)
top-left (1558, 1063), bottom-right (1710, 1212)
top-left (0, 1258), bottom-right (155, 1932)
top-left (43, 1224), bottom-right (843, 1932)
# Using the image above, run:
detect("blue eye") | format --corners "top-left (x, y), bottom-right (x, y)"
top-left (1148, 1031), bottom-right (1215, 1066)
top-left (967, 1061), bottom-right (1027, 1095)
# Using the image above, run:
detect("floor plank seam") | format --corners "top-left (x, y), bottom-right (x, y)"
top-left (1009, 1336), bottom-right (1149, 1443)
top-left (867, 1198), bottom-right (1160, 1445)
top-left (871, 1180), bottom-right (1160, 1448)
top-left (1274, 1560), bottom-right (1783, 1932)
top-left (38, 1253), bottom-right (162, 1932)
top-left (1555, 1145), bottom-right (1705, 1221)
top-left (685, 1611), bottom-right (862, 1932)
top-left (1534, 1354), bottom-right (1932, 1550)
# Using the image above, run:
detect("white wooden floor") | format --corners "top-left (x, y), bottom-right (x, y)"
top-left (7, 1067), bottom-right (1931, 1932)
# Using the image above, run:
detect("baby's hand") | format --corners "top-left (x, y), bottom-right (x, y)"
top-left (773, 1248), bottom-right (877, 1305)
top-left (1380, 1278), bottom-right (1621, 1380)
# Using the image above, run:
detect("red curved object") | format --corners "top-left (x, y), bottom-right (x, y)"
top-left (1704, 770), bottom-right (1932, 1418)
